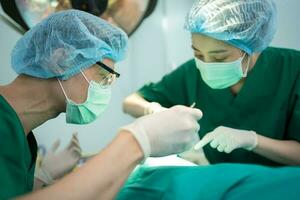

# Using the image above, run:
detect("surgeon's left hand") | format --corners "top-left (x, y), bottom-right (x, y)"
top-left (194, 126), bottom-right (257, 153)
top-left (35, 133), bottom-right (82, 185)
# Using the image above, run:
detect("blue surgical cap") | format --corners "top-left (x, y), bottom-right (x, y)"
top-left (11, 9), bottom-right (128, 80)
top-left (185, 0), bottom-right (277, 54)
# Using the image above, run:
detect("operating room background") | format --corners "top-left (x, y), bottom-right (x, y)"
top-left (1, 0), bottom-right (300, 154)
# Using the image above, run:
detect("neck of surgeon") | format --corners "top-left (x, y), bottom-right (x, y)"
top-left (0, 75), bottom-right (65, 135)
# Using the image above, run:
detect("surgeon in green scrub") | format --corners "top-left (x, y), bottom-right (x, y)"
top-left (0, 10), bottom-right (203, 199)
top-left (123, 0), bottom-right (300, 166)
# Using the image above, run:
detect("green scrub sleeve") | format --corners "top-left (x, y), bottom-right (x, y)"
top-left (286, 74), bottom-right (300, 141)
top-left (137, 60), bottom-right (194, 108)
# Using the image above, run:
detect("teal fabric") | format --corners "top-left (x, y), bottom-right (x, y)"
top-left (117, 164), bottom-right (300, 200)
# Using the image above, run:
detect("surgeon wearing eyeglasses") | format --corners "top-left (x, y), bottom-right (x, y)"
top-left (0, 10), bottom-right (202, 199)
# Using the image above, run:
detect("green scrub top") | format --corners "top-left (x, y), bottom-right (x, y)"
top-left (138, 47), bottom-right (300, 166)
top-left (0, 95), bottom-right (37, 199)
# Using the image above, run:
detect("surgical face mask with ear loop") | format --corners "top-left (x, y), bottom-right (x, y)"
top-left (58, 71), bottom-right (111, 124)
top-left (195, 53), bottom-right (250, 89)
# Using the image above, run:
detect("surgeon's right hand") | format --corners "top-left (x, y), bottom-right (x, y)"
top-left (120, 105), bottom-right (202, 158)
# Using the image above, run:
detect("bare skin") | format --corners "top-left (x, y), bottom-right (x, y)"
top-left (122, 34), bottom-right (300, 166)
top-left (0, 58), bottom-right (144, 199)
top-left (0, 59), bottom-right (114, 135)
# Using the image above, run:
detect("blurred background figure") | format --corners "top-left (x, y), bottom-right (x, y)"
top-left (0, 0), bottom-right (156, 36)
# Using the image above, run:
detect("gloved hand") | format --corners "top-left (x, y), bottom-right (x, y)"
top-left (178, 148), bottom-right (210, 165)
top-left (35, 133), bottom-right (82, 185)
top-left (194, 126), bottom-right (257, 153)
top-left (144, 102), bottom-right (168, 115)
top-left (121, 105), bottom-right (203, 158)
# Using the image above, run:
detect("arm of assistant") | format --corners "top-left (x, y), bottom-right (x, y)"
top-left (123, 93), bottom-right (151, 118)
top-left (253, 134), bottom-right (300, 165)
top-left (123, 93), bottom-right (168, 118)
top-left (195, 126), bottom-right (300, 165)
top-left (123, 62), bottom-right (191, 118)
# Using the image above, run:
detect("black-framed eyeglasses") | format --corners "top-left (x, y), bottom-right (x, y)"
top-left (96, 61), bottom-right (120, 78)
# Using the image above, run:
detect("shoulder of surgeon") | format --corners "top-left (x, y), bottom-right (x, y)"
top-left (174, 58), bottom-right (198, 74)
top-left (262, 46), bottom-right (300, 71)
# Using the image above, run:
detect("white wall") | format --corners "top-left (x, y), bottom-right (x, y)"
top-left (0, 0), bottom-right (299, 154)
top-left (271, 0), bottom-right (300, 49)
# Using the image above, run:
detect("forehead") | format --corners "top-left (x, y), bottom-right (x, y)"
top-left (87, 64), bottom-right (109, 76)
top-left (191, 33), bottom-right (238, 53)
top-left (102, 58), bottom-right (115, 69)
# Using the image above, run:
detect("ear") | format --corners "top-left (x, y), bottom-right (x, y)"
top-left (55, 78), bottom-right (69, 111)
top-left (62, 72), bottom-right (90, 104)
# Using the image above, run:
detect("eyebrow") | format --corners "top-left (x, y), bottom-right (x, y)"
top-left (208, 50), bottom-right (229, 54)
top-left (191, 45), bottom-right (200, 52)
top-left (191, 45), bottom-right (229, 54)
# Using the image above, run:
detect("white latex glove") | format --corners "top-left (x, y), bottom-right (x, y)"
top-left (144, 102), bottom-right (168, 115)
top-left (121, 105), bottom-right (203, 158)
top-left (194, 126), bottom-right (257, 153)
top-left (178, 148), bottom-right (210, 165)
top-left (35, 133), bottom-right (82, 184)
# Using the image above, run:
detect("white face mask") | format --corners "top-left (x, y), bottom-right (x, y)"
top-left (195, 53), bottom-right (250, 89)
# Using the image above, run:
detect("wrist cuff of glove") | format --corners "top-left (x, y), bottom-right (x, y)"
top-left (119, 123), bottom-right (151, 160)
top-left (34, 166), bottom-right (54, 185)
top-left (245, 131), bottom-right (258, 151)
